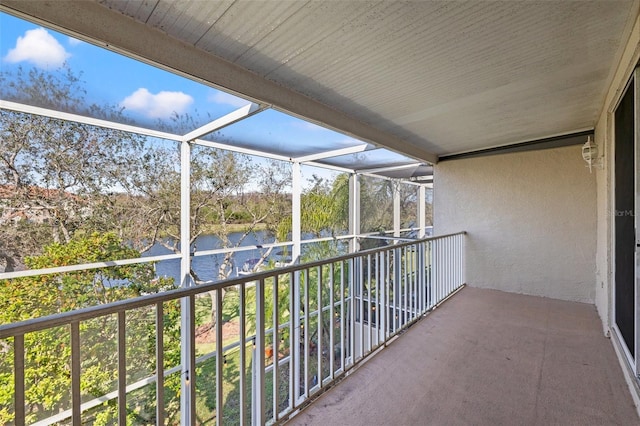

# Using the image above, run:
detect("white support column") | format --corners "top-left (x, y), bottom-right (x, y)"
top-left (348, 173), bottom-right (360, 365)
top-left (179, 140), bottom-right (195, 425)
top-left (291, 161), bottom-right (302, 407)
top-left (418, 185), bottom-right (426, 238)
top-left (349, 173), bottom-right (360, 253)
top-left (393, 181), bottom-right (401, 240)
top-left (292, 162), bottom-right (302, 262)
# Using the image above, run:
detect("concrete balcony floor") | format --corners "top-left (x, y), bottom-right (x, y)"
top-left (287, 286), bottom-right (638, 426)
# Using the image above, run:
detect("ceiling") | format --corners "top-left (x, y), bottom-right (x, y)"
top-left (1, 0), bottom-right (638, 164)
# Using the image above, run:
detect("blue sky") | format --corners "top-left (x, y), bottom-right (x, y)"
top-left (0, 12), bottom-right (411, 187)
top-left (0, 12), bottom-right (249, 127)
top-left (0, 12), bottom-right (363, 151)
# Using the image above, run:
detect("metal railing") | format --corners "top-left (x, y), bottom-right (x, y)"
top-left (0, 232), bottom-right (465, 426)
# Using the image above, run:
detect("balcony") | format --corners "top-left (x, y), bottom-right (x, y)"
top-left (4, 230), bottom-right (638, 425)
top-left (2, 2), bottom-right (640, 424)
top-left (0, 232), bottom-right (464, 425)
top-left (288, 286), bottom-right (639, 425)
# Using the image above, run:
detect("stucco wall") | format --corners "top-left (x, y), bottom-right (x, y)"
top-left (434, 146), bottom-right (596, 303)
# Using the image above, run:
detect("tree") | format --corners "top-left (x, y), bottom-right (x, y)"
top-left (360, 175), bottom-right (394, 233)
top-left (0, 65), bottom-right (152, 268)
top-left (0, 63), bottom-right (298, 423)
top-left (0, 233), bottom-right (179, 425)
top-left (275, 172), bottom-right (349, 243)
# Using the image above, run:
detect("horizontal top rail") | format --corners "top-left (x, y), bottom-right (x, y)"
top-left (0, 253), bottom-right (182, 280)
top-left (0, 232), bottom-right (465, 339)
top-left (0, 228), bottom-right (431, 281)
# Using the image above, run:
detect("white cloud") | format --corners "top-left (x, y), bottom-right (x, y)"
top-left (208, 91), bottom-right (250, 108)
top-left (121, 88), bottom-right (194, 119)
top-left (68, 37), bottom-right (83, 47)
top-left (4, 28), bottom-right (71, 68)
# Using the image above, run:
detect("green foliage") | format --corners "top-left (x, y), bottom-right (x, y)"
top-left (360, 176), bottom-right (394, 233)
top-left (277, 173), bottom-right (350, 241)
top-left (0, 233), bottom-right (179, 424)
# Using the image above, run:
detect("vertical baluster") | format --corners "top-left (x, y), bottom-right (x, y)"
top-left (71, 321), bottom-right (81, 426)
top-left (317, 266), bottom-right (323, 388)
top-left (410, 244), bottom-right (416, 321)
top-left (255, 279), bottom-right (266, 426)
top-left (304, 269), bottom-right (310, 397)
top-left (375, 252), bottom-right (380, 347)
top-left (417, 243), bottom-right (423, 315)
top-left (156, 303), bottom-right (165, 426)
top-left (329, 263), bottom-right (335, 379)
top-left (403, 247), bottom-right (408, 328)
top-left (358, 257), bottom-right (364, 360)
top-left (239, 283), bottom-right (246, 426)
top-left (188, 295), bottom-right (196, 424)
top-left (14, 334), bottom-right (25, 426)
top-left (385, 249), bottom-right (391, 340)
top-left (415, 244), bottom-right (420, 316)
top-left (448, 238), bottom-right (452, 294)
top-left (367, 254), bottom-right (372, 353)
top-left (117, 311), bottom-right (126, 425)
top-left (273, 277), bottom-right (279, 421)
top-left (216, 288), bottom-right (224, 426)
top-left (392, 249), bottom-right (398, 335)
top-left (451, 237), bottom-right (455, 292)
top-left (349, 258), bottom-right (355, 369)
top-left (428, 241), bottom-right (433, 309)
top-left (288, 272), bottom-right (295, 411)
top-left (340, 261), bottom-right (345, 373)
top-left (436, 240), bottom-right (440, 301)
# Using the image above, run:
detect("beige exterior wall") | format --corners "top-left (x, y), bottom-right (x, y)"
top-left (434, 146), bottom-right (596, 303)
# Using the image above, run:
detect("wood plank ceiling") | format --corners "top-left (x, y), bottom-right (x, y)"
top-left (1, 0), bottom-right (637, 162)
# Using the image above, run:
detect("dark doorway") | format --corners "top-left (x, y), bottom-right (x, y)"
top-left (614, 77), bottom-right (636, 358)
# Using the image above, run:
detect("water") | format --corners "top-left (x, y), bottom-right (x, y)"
top-left (144, 230), bottom-right (283, 284)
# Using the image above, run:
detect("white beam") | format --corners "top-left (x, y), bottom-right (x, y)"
top-left (0, 100), bottom-right (182, 142)
top-left (192, 138), bottom-right (290, 162)
top-left (0, 1), bottom-right (439, 165)
top-left (181, 102), bottom-right (261, 142)
top-left (357, 162), bottom-right (420, 174)
top-left (303, 161), bottom-right (354, 174)
top-left (294, 144), bottom-right (367, 163)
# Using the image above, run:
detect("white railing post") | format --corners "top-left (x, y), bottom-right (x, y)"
top-left (418, 186), bottom-right (426, 238)
top-left (394, 247), bottom-right (402, 331)
top-left (349, 173), bottom-right (360, 253)
top-left (253, 279), bottom-right (266, 426)
top-left (393, 182), bottom-right (401, 242)
top-left (291, 162), bottom-right (302, 408)
top-left (179, 140), bottom-right (195, 425)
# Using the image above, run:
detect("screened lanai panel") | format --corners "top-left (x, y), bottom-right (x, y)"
top-left (316, 148), bottom-right (419, 171)
top-left (201, 109), bottom-right (369, 158)
top-left (0, 12), bottom-right (251, 135)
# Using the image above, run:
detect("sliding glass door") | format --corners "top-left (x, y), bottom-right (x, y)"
top-left (614, 68), bottom-right (639, 367)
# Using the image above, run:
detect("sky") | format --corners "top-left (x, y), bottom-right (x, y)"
top-left (0, 12), bottom-right (244, 126)
top-left (0, 12), bottom-right (423, 188)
